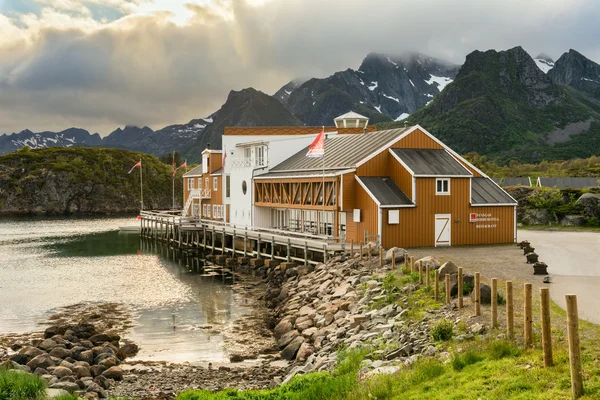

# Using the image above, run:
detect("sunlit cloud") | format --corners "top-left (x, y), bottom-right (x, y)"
top-left (0, 0), bottom-right (598, 135)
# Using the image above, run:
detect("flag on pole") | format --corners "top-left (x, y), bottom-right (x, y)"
top-left (128, 160), bottom-right (141, 174)
top-left (177, 160), bottom-right (187, 170)
top-left (222, 147), bottom-right (227, 168)
top-left (306, 128), bottom-right (325, 158)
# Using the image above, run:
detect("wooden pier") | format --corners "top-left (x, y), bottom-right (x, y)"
top-left (139, 210), bottom-right (347, 266)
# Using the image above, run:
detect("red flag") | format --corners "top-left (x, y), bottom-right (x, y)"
top-left (177, 160), bottom-right (187, 170)
top-left (222, 147), bottom-right (227, 168)
top-left (306, 128), bottom-right (325, 158)
top-left (128, 160), bottom-right (141, 174)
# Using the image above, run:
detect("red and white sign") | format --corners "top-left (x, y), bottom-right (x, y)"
top-left (469, 213), bottom-right (477, 223)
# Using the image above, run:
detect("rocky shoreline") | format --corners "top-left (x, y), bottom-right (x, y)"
top-left (1, 248), bottom-right (491, 399)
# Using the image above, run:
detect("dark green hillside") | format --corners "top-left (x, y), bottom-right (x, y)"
top-left (379, 46), bottom-right (600, 163)
top-left (0, 147), bottom-right (184, 215)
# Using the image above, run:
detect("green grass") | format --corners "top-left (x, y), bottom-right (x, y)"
top-left (0, 368), bottom-right (46, 400)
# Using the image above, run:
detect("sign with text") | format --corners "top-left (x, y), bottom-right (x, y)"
top-left (469, 213), bottom-right (500, 229)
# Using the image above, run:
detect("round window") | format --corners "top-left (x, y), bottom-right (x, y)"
top-left (242, 180), bottom-right (247, 195)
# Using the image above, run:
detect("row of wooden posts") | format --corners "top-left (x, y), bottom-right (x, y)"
top-left (399, 254), bottom-right (584, 400)
top-left (347, 243), bottom-right (585, 399)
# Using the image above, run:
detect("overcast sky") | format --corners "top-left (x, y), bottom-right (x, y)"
top-left (0, 0), bottom-right (599, 136)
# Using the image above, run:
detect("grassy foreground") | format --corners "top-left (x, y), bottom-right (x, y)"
top-left (0, 368), bottom-right (46, 400)
top-left (178, 268), bottom-right (600, 400)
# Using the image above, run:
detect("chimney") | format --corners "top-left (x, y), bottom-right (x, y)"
top-left (207, 142), bottom-right (211, 150)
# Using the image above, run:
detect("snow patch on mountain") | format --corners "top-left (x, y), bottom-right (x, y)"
top-left (425, 74), bottom-right (453, 91)
top-left (368, 81), bottom-right (378, 91)
top-left (383, 93), bottom-right (400, 103)
top-left (394, 113), bottom-right (410, 121)
top-left (534, 58), bottom-right (555, 74)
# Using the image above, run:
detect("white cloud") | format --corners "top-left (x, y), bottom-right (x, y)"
top-left (0, 0), bottom-right (598, 135)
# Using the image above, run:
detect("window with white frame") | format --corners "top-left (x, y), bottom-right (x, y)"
top-left (388, 210), bottom-right (399, 224)
top-left (188, 178), bottom-right (193, 190)
top-left (198, 178), bottom-right (202, 189)
top-left (436, 178), bottom-right (450, 195)
top-left (225, 175), bottom-right (231, 198)
top-left (205, 178), bottom-right (209, 190)
top-left (213, 177), bottom-right (218, 191)
top-left (203, 204), bottom-right (207, 216)
top-left (207, 204), bottom-right (211, 218)
top-left (256, 146), bottom-right (265, 166)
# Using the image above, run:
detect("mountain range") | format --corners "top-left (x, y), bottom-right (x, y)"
top-left (1, 47), bottom-right (600, 163)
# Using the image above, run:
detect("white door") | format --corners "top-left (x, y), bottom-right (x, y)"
top-left (435, 214), bottom-right (451, 247)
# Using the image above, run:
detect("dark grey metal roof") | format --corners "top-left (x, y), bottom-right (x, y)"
top-left (471, 178), bottom-right (517, 205)
top-left (183, 165), bottom-right (203, 177)
top-left (538, 177), bottom-right (600, 189)
top-left (501, 177), bottom-right (531, 187)
top-left (210, 168), bottom-right (223, 176)
top-left (357, 176), bottom-right (413, 206)
top-left (390, 148), bottom-right (471, 176)
top-left (270, 127), bottom-right (411, 172)
top-left (256, 169), bottom-right (348, 179)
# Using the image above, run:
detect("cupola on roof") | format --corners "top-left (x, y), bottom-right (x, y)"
top-left (334, 111), bottom-right (369, 129)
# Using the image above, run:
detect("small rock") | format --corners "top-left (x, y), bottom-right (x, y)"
top-left (281, 336), bottom-right (305, 361)
top-left (101, 366), bottom-right (123, 381)
top-left (50, 381), bottom-right (80, 393)
top-left (229, 354), bottom-right (244, 363)
top-left (27, 354), bottom-right (55, 371)
top-left (273, 320), bottom-right (293, 339)
top-left (52, 366), bottom-right (73, 378)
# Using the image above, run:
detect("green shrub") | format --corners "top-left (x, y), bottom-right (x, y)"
top-left (462, 280), bottom-right (474, 294)
top-left (452, 350), bottom-right (485, 371)
top-left (431, 319), bottom-right (454, 341)
top-left (487, 341), bottom-right (521, 360)
top-left (0, 368), bottom-right (46, 400)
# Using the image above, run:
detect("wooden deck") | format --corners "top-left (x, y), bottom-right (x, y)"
top-left (139, 210), bottom-right (348, 266)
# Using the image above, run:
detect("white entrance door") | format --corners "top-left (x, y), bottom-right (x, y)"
top-left (435, 214), bottom-right (451, 247)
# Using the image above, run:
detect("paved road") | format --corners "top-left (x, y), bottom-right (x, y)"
top-left (518, 230), bottom-right (600, 324)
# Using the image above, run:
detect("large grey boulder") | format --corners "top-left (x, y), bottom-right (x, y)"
top-left (273, 320), bottom-right (293, 339)
top-left (437, 261), bottom-right (458, 280)
top-left (522, 209), bottom-right (549, 225)
top-left (560, 215), bottom-right (586, 226)
top-left (102, 366), bottom-right (123, 381)
top-left (576, 193), bottom-right (600, 219)
top-left (417, 256), bottom-right (440, 269)
top-left (27, 354), bottom-right (55, 370)
top-left (385, 247), bottom-right (406, 263)
top-left (281, 336), bottom-right (305, 360)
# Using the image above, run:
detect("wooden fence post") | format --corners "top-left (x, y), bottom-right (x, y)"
top-left (391, 249), bottom-right (396, 270)
top-left (404, 251), bottom-right (408, 268)
top-left (368, 244), bottom-right (372, 264)
top-left (457, 267), bottom-right (463, 309)
top-left (351, 240), bottom-right (354, 258)
top-left (540, 288), bottom-right (553, 367)
top-left (506, 281), bottom-right (514, 339)
top-left (434, 270), bottom-right (440, 300)
top-left (524, 283), bottom-right (533, 348)
top-left (566, 294), bottom-right (583, 399)
top-left (379, 246), bottom-right (383, 267)
top-left (491, 278), bottom-right (498, 329)
top-left (419, 260), bottom-right (424, 284)
top-left (445, 274), bottom-right (451, 304)
top-left (426, 263), bottom-right (431, 289)
top-left (360, 242), bottom-right (364, 261)
top-left (410, 256), bottom-right (415, 273)
top-left (474, 272), bottom-right (481, 316)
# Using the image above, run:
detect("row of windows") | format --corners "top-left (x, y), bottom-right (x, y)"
top-left (202, 204), bottom-right (225, 219)
top-left (188, 176), bottom-right (231, 197)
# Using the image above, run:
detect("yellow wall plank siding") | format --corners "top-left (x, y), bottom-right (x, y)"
top-left (379, 177), bottom-right (515, 248)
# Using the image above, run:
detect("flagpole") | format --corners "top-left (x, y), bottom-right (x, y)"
top-left (322, 125), bottom-right (325, 236)
top-left (172, 151), bottom-right (175, 210)
top-left (139, 159), bottom-right (144, 211)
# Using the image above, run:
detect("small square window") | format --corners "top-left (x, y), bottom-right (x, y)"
top-left (353, 209), bottom-right (361, 223)
top-left (388, 210), bottom-right (399, 224)
top-left (436, 178), bottom-right (450, 195)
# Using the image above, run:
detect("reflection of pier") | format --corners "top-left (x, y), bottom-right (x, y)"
top-left (140, 210), bottom-right (346, 266)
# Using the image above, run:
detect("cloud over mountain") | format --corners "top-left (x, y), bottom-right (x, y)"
top-left (0, 0), bottom-right (599, 135)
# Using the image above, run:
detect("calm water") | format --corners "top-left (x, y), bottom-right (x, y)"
top-left (0, 217), bottom-right (246, 363)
